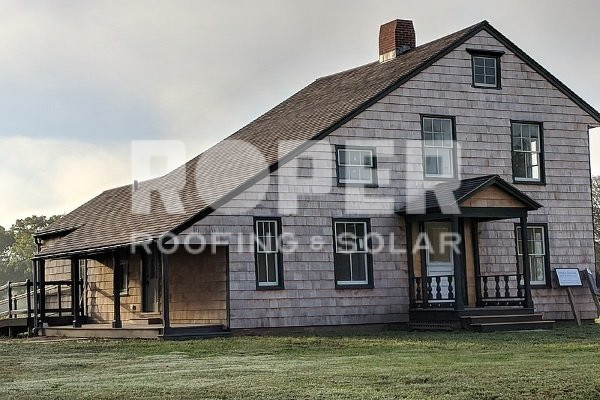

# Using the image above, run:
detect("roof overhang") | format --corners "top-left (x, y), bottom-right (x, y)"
top-left (396, 175), bottom-right (542, 221)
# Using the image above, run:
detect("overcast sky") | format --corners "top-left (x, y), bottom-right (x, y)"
top-left (0, 0), bottom-right (599, 227)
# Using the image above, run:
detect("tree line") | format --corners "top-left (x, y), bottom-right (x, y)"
top-left (0, 215), bottom-right (60, 283)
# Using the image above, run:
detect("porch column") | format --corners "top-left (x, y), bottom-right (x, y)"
top-left (70, 257), bottom-right (82, 328)
top-left (38, 259), bottom-right (46, 328)
top-left (452, 216), bottom-right (465, 311)
top-left (520, 216), bottom-right (534, 309)
top-left (112, 252), bottom-right (122, 329)
top-left (472, 220), bottom-right (483, 307)
top-left (32, 260), bottom-right (38, 331)
top-left (160, 248), bottom-right (171, 333)
top-left (405, 219), bottom-right (415, 307)
top-left (418, 222), bottom-right (429, 307)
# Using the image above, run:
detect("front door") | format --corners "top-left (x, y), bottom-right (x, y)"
top-left (424, 221), bottom-right (455, 303)
top-left (142, 253), bottom-right (159, 313)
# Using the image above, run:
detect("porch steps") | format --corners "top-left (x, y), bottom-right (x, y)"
top-left (461, 312), bottom-right (554, 332)
top-left (43, 325), bottom-right (161, 339)
top-left (129, 313), bottom-right (163, 325)
top-left (471, 320), bottom-right (555, 332)
top-left (409, 308), bottom-right (554, 332)
top-left (160, 325), bottom-right (231, 340)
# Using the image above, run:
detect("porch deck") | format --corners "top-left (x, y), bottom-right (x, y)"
top-left (43, 323), bottom-right (230, 340)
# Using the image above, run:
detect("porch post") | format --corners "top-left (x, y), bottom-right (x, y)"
top-left (38, 259), bottom-right (46, 328)
top-left (418, 222), bottom-right (429, 307)
top-left (472, 219), bottom-right (483, 307)
top-left (112, 252), bottom-right (122, 329)
top-left (520, 216), bottom-right (534, 309)
top-left (405, 219), bottom-right (415, 307)
top-left (160, 247), bottom-right (171, 333)
top-left (32, 260), bottom-right (38, 332)
top-left (452, 216), bottom-right (465, 311)
top-left (70, 257), bottom-right (82, 328)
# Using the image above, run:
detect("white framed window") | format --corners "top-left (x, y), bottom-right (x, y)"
top-left (78, 259), bottom-right (87, 281)
top-left (334, 220), bottom-right (371, 287)
top-left (472, 55), bottom-right (498, 87)
top-left (336, 147), bottom-right (376, 185)
top-left (512, 122), bottom-right (544, 183)
top-left (119, 259), bottom-right (129, 295)
top-left (516, 225), bottom-right (549, 286)
top-left (255, 219), bottom-right (282, 288)
top-left (422, 117), bottom-right (455, 178)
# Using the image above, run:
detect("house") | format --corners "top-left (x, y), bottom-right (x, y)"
top-left (28, 19), bottom-right (600, 337)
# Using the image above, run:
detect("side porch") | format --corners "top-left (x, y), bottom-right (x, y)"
top-left (31, 244), bottom-right (230, 339)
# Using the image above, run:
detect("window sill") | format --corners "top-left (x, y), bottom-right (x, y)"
top-left (512, 179), bottom-right (546, 186)
top-left (471, 84), bottom-right (502, 90)
top-left (423, 175), bottom-right (458, 181)
top-left (337, 182), bottom-right (378, 188)
top-left (256, 285), bottom-right (285, 291)
top-left (335, 283), bottom-right (374, 290)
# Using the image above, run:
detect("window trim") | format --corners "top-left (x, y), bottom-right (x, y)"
top-left (119, 259), bottom-right (129, 296)
top-left (332, 217), bottom-right (374, 289)
top-left (514, 222), bottom-right (551, 288)
top-left (253, 217), bottom-right (285, 290)
top-left (511, 120), bottom-right (546, 185)
top-left (334, 145), bottom-right (378, 187)
top-left (467, 48), bottom-right (503, 89)
top-left (420, 114), bottom-right (458, 180)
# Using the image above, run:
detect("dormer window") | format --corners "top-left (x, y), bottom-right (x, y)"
top-left (467, 49), bottom-right (503, 89)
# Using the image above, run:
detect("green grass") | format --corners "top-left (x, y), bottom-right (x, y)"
top-left (2, 324), bottom-right (600, 399)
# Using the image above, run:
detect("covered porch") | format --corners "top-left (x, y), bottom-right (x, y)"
top-left (31, 242), bottom-right (230, 339)
top-left (399, 175), bottom-right (554, 331)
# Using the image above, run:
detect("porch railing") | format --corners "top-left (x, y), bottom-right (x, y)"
top-left (410, 275), bottom-right (455, 308)
top-left (477, 273), bottom-right (525, 307)
top-left (0, 280), bottom-right (33, 319)
top-left (0, 279), bottom-right (83, 321)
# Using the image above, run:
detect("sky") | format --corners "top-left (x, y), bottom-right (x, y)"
top-left (0, 0), bottom-right (599, 228)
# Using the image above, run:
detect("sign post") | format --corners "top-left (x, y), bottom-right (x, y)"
top-left (554, 268), bottom-right (583, 326)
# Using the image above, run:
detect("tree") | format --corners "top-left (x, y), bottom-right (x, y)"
top-left (593, 176), bottom-right (600, 274)
top-left (0, 215), bottom-right (60, 283)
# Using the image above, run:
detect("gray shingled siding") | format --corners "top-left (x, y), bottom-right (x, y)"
top-left (179, 30), bottom-right (597, 328)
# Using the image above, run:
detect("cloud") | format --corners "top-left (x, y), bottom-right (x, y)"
top-left (0, 1), bottom-right (599, 226)
top-left (0, 136), bottom-right (130, 227)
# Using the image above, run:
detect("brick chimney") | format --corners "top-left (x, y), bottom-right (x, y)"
top-left (379, 19), bottom-right (416, 63)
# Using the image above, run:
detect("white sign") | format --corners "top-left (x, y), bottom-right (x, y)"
top-left (555, 268), bottom-right (582, 287)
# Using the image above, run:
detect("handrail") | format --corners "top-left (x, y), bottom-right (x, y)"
top-left (0, 278), bottom-right (84, 320)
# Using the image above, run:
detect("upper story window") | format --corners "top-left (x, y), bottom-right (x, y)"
top-left (467, 49), bottom-right (503, 89)
top-left (511, 122), bottom-right (545, 184)
top-left (422, 116), bottom-right (455, 179)
top-left (254, 218), bottom-right (284, 289)
top-left (333, 219), bottom-right (373, 288)
top-left (335, 146), bottom-right (377, 186)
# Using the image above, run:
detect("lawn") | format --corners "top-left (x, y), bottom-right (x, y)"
top-left (2, 324), bottom-right (600, 400)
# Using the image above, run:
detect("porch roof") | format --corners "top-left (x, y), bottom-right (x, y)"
top-left (396, 175), bottom-right (542, 219)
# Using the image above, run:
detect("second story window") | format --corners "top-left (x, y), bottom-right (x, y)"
top-left (422, 116), bottom-right (455, 179)
top-left (335, 146), bottom-right (377, 186)
top-left (512, 122), bottom-right (544, 184)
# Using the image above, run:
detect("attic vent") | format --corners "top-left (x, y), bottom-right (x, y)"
top-left (379, 19), bottom-right (416, 63)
